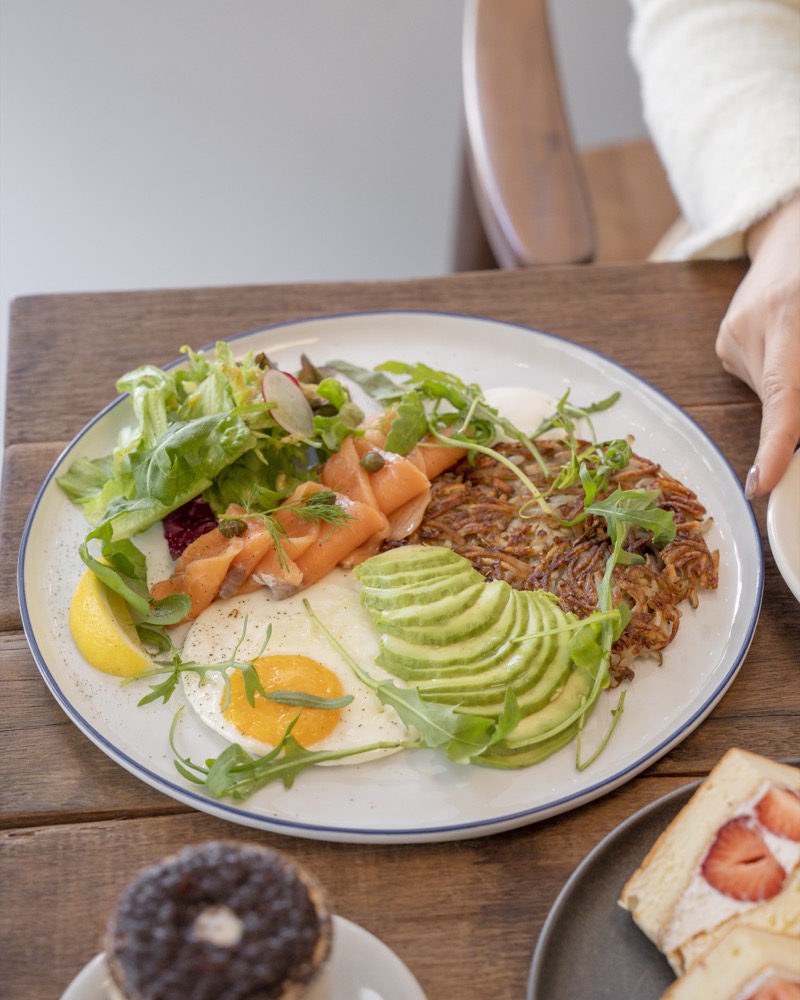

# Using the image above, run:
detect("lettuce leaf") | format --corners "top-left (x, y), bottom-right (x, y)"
top-left (58, 342), bottom-right (340, 540)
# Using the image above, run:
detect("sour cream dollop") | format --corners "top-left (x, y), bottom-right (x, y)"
top-left (483, 386), bottom-right (565, 441)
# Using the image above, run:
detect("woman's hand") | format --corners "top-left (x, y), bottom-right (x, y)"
top-left (715, 193), bottom-right (800, 499)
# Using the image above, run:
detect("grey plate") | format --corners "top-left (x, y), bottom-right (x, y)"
top-left (527, 782), bottom-right (696, 999)
top-left (529, 760), bottom-right (800, 999)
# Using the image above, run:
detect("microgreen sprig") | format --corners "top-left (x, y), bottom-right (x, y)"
top-left (125, 614), bottom-right (354, 716)
top-left (303, 599), bottom-right (521, 763)
top-left (124, 615), bottom-right (272, 707)
top-left (169, 709), bottom-right (401, 798)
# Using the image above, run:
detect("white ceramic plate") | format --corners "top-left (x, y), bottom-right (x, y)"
top-left (19, 311), bottom-right (763, 843)
top-left (60, 915), bottom-right (427, 1000)
top-left (767, 448), bottom-right (800, 602)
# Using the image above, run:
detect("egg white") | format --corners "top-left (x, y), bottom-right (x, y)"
top-left (179, 568), bottom-right (409, 762)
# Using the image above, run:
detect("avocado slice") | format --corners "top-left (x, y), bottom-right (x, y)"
top-left (360, 567), bottom-right (484, 612)
top-left (354, 545), bottom-right (607, 769)
top-left (378, 579), bottom-right (512, 646)
top-left (413, 590), bottom-right (558, 699)
top-left (376, 587), bottom-right (520, 676)
top-left (474, 721), bottom-right (581, 769)
top-left (497, 666), bottom-right (596, 748)
top-left (354, 545), bottom-right (462, 584)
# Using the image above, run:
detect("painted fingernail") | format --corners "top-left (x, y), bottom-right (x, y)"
top-left (745, 464), bottom-right (759, 500)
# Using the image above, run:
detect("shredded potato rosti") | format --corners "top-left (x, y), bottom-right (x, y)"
top-left (389, 440), bottom-right (719, 683)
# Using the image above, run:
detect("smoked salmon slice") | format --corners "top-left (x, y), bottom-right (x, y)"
top-left (217, 504), bottom-right (276, 600)
top-left (414, 436), bottom-right (468, 480)
top-left (321, 437), bottom-right (381, 510)
top-left (152, 421), bottom-right (467, 617)
top-left (292, 488), bottom-right (385, 586)
top-left (151, 529), bottom-right (245, 620)
top-left (351, 439), bottom-right (430, 514)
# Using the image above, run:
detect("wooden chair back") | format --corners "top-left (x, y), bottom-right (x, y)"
top-left (454, 0), bottom-right (679, 270)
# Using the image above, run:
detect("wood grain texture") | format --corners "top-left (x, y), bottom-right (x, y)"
top-left (0, 443), bottom-right (64, 631)
top-left (1, 775), bottom-right (690, 1000)
top-left (4, 261), bottom-right (798, 1000)
top-left (583, 140), bottom-right (680, 262)
top-left (6, 262), bottom-right (749, 446)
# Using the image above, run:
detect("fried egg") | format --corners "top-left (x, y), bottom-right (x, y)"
top-left (179, 568), bottom-right (409, 762)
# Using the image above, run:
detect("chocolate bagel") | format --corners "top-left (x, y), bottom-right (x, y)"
top-left (104, 841), bottom-right (332, 1000)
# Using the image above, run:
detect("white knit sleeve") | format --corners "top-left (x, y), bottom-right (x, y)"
top-left (629, 0), bottom-right (800, 260)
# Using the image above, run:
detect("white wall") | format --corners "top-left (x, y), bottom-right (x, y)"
top-left (0, 0), bottom-right (647, 451)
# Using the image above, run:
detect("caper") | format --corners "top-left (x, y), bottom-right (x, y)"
top-left (219, 518), bottom-right (247, 538)
top-left (360, 449), bottom-right (385, 473)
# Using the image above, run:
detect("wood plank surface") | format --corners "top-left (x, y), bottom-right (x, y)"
top-left (5, 262), bottom-right (750, 447)
top-left (3, 261), bottom-right (797, 1000)
top-left (1, 774), bottom-right (691, 1000)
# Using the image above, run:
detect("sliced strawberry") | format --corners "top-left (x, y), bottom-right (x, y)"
top-left (743, 976), bottom-right (800, 1000)
top-left (755, 785), bottom-right (800, 842)
top-left (701, 816), bottom-right (786, 902)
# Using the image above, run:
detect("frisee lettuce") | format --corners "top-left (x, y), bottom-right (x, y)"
top-left (58, 342), bottom-right (363, 542)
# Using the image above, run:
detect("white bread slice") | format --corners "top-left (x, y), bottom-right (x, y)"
top-left (619, 749), bottom-right (800, 974)
top-left (661, 925), bottom-right (800, 1000)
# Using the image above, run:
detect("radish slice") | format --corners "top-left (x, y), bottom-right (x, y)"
top-left (261, 369), bottom-right (315, 436)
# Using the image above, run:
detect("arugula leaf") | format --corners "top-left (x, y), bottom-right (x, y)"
top-left (327, 359), bottom-right (403, 404)
top-left (383, 390), bottom-right (428, 455)
top-left (576, 690), bottom-right (626, 771)
top-left (127, 614), bottom-right (354, 716)
top-left (204, 735), bottom-right (404, 799)
top-left (168, 710), bottom-right (402, 800)
top-left (304, 599), bottom-right (519, 762)
top-left (126, 617), bottom-right (273, 707)
top-left (513, 488), bottom-right (677, 748)
top-left (585, 488), bottom-right (677, 547)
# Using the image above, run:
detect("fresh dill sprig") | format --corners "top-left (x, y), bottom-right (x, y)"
top-left (217, 489), bottom-right (353, 569)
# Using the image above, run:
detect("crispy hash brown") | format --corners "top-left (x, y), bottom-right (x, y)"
top-left (390, 440), bottom-right (719, 683)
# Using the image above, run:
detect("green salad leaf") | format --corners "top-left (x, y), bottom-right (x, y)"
top-left (58, 342), bottom-right (364, 543)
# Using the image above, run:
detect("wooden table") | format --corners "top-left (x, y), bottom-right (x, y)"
top-left (2, 262), bottom-right (797, 1000)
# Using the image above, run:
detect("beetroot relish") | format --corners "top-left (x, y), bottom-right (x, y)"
top-left (162, 496), bottom-right (218, 559)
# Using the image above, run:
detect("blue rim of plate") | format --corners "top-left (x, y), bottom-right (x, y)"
top-left (17, 309), bottom-right (764, 841)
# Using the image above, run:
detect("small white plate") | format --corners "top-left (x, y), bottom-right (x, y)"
top-left (60, 914), bottom-right (427, 1000)
top-left (767, 449), bottom-right (800, 602)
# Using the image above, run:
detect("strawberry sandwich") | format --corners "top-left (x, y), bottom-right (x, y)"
top-left (619, 749), bottom-right (800, 976)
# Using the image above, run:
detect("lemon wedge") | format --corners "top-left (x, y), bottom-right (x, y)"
top-left (69, 569), bottom-right (151, 677)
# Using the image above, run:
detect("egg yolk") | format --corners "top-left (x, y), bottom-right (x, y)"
top-left (224, 654), bottom-right (344, 748)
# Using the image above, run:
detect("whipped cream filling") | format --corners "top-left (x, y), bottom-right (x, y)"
top-left (662, 781), bottom-right (800, 953)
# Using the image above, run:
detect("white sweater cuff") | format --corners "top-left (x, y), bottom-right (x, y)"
top-left (630, 0), bottom-right (800, 260)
